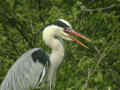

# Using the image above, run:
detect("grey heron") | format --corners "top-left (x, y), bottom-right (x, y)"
top-left (0, 19), bottom-right (90, 90)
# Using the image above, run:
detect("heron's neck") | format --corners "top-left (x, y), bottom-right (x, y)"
top-left (50, 38), bottom-right (64, 69)
top-left (47, 38), bottom-right (64, 87)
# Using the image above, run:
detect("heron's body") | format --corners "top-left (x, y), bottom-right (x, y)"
top-left (0, 48), bottom-right (49, 90)
top-left (0, 19), bottom-right (90, 90)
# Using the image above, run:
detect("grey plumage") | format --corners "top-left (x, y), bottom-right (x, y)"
top-left (0, 48), bottom-right (49, 90)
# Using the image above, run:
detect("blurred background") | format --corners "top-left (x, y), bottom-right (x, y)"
top-left (0, 0), bottom-right (120, 90)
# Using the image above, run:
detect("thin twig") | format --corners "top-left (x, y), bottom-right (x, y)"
top-left (85, 68), bottom-right (91, 89)
top-left (82, 4), bottom-right (117, 12)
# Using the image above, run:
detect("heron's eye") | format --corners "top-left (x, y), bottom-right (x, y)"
top-left (55, 36), bottom-right (59, 39)
top-left (64, 27), bottom-right (72, 32)
top-left (64, 27), bottom-right (69, 31)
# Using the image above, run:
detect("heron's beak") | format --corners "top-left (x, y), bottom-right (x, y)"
top-left (64, 29), bottom-right (91, 48)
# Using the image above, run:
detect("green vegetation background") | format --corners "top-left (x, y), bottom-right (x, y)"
top-left (0, 0), bottom-right (120, 90)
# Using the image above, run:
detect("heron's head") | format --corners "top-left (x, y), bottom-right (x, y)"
top-left (43, 19), bottom-right (91, 48)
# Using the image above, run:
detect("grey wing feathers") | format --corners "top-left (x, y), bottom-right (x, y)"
top-left (0, 48), bottom-right (49, 90)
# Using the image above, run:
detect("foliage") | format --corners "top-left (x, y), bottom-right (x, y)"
top-left (0, 0), bottom-right (120, 90)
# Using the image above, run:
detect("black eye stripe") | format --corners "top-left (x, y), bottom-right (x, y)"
top-left (53, 20), bottom-right (69, 29)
